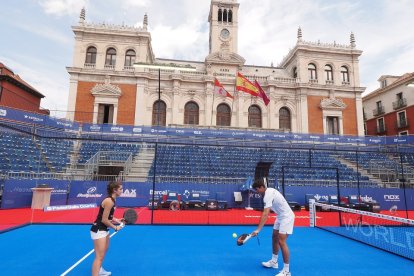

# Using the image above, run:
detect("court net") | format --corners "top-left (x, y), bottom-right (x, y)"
top-left (309, 200), bottom-right (414, 260)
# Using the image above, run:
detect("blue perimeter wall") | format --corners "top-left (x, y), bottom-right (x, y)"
top-left (2, 180), bottom-right (413, 210)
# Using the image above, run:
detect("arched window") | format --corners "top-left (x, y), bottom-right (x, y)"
top-left (184, 101), bottom-right (199, 125)
top-left (216, 103), bottom-right (231, 126)
top-left (341, 66), bottom-right (349, 83)
top-left (248, 105), bottom-right (262, 128)
top-left (105, 48), bottom-right (116, 66)
top-left (152, 100), bottom-right (166, 126)
top-left (293, 67), bottom-right (297, 78)
top-left (223, 9), bottom-right (228, 22)
top-left (279, 107), bottom-right (291, 130)
top-left (308, 63), bottom-right (317, 80)
top-left (124, 49), bottom-right (136, 67)
top-left (325, 64), bottom-right (333, 81)
top-left (228, 10), bottom-right (233, 22)
top-left (85, 46), bottom-right (97, 64)
top-left (218, 9), bottom-right (222, 22)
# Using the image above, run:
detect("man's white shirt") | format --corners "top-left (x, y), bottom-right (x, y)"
top-left (263, 188), bottom-right (295, 219)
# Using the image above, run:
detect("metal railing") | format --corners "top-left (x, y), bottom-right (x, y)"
top-left (393, 98), bottom-right (407, 110)
top-left (373, 106), bottom-right (385, 116)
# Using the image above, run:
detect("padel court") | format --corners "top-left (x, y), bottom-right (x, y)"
top-left (0, 224), bottom-right (413, 276)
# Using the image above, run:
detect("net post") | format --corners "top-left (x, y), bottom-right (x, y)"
top-left (309, 199), bottom-right (316, 227)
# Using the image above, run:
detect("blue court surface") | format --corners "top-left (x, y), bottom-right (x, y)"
top-left (1, 225), bottom-right (413, 275)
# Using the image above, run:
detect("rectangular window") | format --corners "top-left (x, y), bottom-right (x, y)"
top-left (376, 101), bottom-right (382, 109)
top-left (398, 111), bottom-right (407, 128)
top-left (377, 118), bottom-right (385, 133)
top-left (399, 131), bottom-right (408, 136)
top-left (397, 92), bottom-right (403, 100)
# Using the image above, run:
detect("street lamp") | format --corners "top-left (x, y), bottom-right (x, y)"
top-left (133, 63), bottom-right (197, 126)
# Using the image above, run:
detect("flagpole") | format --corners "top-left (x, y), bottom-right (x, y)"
top-left (231, 73), bottom-right (238, 127)
top-left (210, 91), bottom-right (215, 126)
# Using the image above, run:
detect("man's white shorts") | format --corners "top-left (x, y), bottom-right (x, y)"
top-left (90, 230), bottom-right (109, 240)
top-left (274, 216), bottom-right (295, 234)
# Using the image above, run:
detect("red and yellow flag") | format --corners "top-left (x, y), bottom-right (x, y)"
top-left (236, 72), bottom-right (259, 96)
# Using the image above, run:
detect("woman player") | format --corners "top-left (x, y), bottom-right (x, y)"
top-left (90, 181), bottom-right (124, 276)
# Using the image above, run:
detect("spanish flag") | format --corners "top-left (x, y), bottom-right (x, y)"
top-left (236, 72), bottom-right (259, 96)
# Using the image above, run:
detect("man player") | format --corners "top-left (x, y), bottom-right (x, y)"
top-left (251, 178), bottom-right (295, 276)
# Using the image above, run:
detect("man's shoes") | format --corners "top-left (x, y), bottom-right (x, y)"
top-left (99, 267), bottom-right (112, 276)
top-left (275, 270), bottom-right (291, 276)
top-left (262, 259), bottom-right (278, 269)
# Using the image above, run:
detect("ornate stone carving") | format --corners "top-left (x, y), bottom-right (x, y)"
top-left (320, 97), bottom-right (347, 110)
top-left (91, 76), bottom-right (121, 97)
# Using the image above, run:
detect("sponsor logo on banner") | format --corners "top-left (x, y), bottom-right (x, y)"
top-left (133, 127), bottom-right (142, 133)
top-left (310, 135), bottom-right (320, 139)
top-left (360, 195), bottom-right (374, 202)
top-left (121, 189), bottom-right (137, 198)
top-left (11, 187), bottom-right (32, 193)
top-left (56, 121), bottom-right (73, 128)
top-left (24, 114), bottom-right (44, 122)
top-left (253, 133), bottom-right (266, 138)
top-left (384, 195), bottom-right (400, 202)
top-left (77, 186), bottom-right (102, 198)
top-left (175, 130), bottom-right (185, 134)
top-left (314, 194), bottom-right (328, 201)
top-left (194, 131), bottom-right (202, 135)
top-left (327, 137), bottom-right (340, 141)
top-left (44, 203), bottom-right (97, 211)
top-left (183, 189), bottom-right (209, 198)
top-left (0, 109), bottom-right (7, 116)
top-left (232, 132), bottom-right (244, 137)
top-left (111, 126), bottom-right (124, 132)
top-left (150, 189), bottom-right (168, 196)
top-left (52, 189), bottom-right (67, 195)
top-left (90, 125), bottom-right (101, 131)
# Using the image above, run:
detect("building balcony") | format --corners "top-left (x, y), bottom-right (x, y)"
top-left (123, 66), bottom-right (135, 72)
top-left (309, 79), bottom-right (318, 84)
top-left (104, 64), bottom-right (115, 70)
top-left (84, 63), bottom-right (96, 69)
top-left (392, 98), bottom-right (407, 110)
top-left (396, 119), bottom-right (409, 129)
top-left (342, 81), bottom-right (350, 86)
top-left (325, 80), bottom-right (334, 85)
top-left (372, 106), bottom-right (385, 117)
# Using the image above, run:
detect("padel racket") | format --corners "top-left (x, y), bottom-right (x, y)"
top-left (121, 208), bottom-right (138, 225)
top-left (237, 233), bottom-right (252, 246)
top-left (237, 233), bottom-right (260, 246)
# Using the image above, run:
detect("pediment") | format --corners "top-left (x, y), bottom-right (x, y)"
top-left (205, 51), bottom-right (245, 66)
top-left (320, 97), bottom-right (347, 110)
top-left (91, 83), bottom-right (122, 97)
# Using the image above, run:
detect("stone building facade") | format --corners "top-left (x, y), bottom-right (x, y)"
top-left (67, 0), bottom-right (365, 136)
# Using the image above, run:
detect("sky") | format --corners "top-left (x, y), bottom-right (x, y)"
top-left (0, 0), bottom-right (413, 117)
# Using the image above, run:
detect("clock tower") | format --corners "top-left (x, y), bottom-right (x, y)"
top-left (208, 0), bottom-right (239, 54)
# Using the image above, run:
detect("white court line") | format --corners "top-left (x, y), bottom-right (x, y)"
top-left (60, 230), bottom-right (119, 276)
top-left (60, 208), bottom-right (144, 276)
